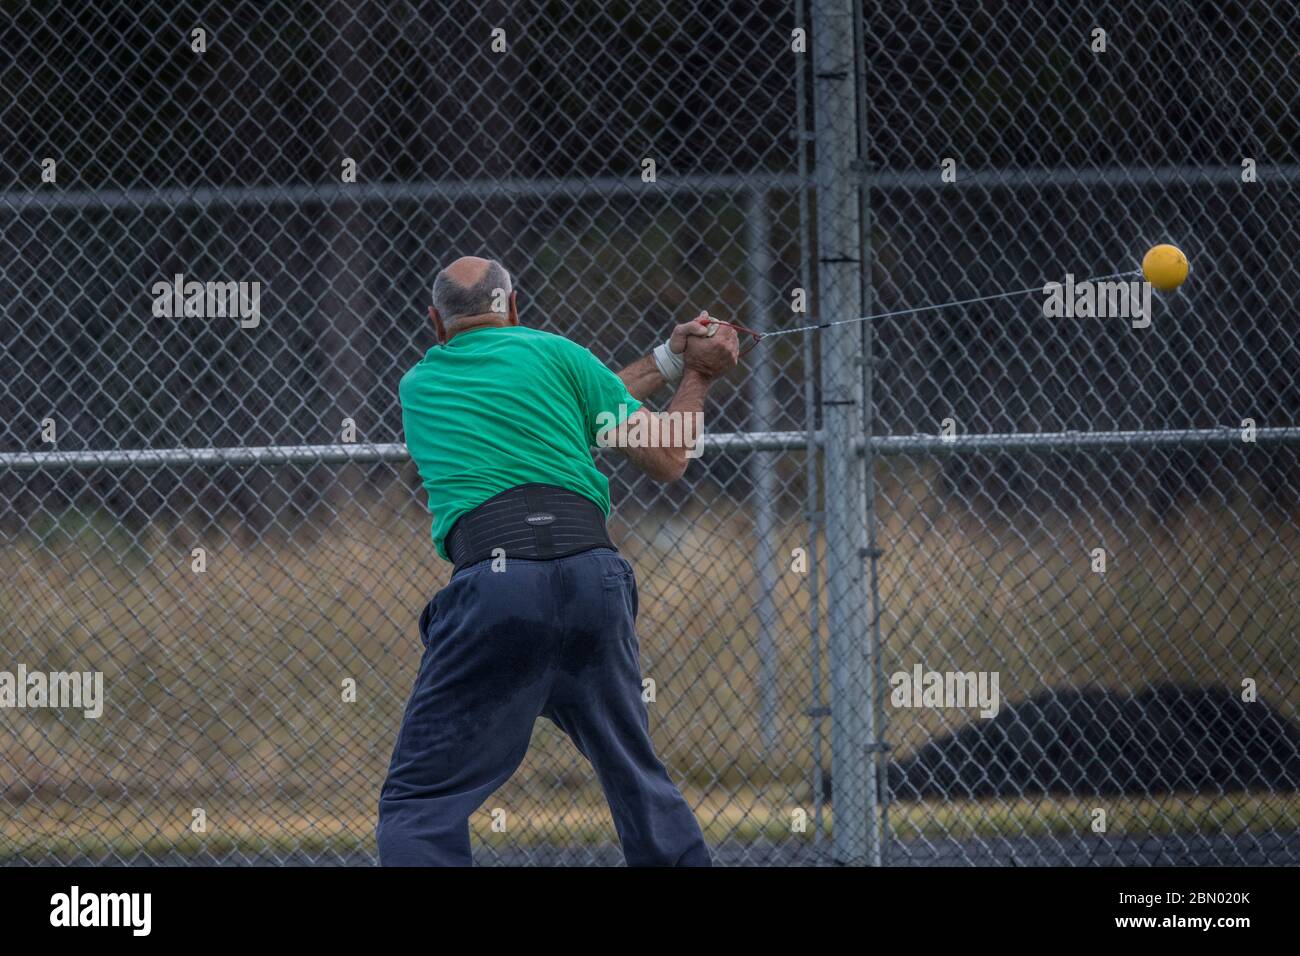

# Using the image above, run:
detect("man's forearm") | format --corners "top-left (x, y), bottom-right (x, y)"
top-left (609, 320), bottom-right (737, 482)
top-left (610, 368), bottom-right (712, 482)
top-left (619, 313), bottom-right (722, 398)
top-left (617, 353), bottom-right (668, 401)
top-left (653, 369), bottom-right (712, 478)
top-left (666, 367), bottom-right (711, 420)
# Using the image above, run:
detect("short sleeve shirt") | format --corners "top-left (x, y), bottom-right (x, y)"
top-left (399, 325), bottom-right (642, 560)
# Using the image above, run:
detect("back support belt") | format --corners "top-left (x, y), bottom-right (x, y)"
top-left (444, 483), bottom-right (615, 574)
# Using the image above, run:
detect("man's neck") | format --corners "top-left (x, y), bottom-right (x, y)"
top-left (445, 314), bottom-right (510, 342)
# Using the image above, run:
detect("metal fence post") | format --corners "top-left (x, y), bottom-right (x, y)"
top-left (811, 0), bottom-right (876, 866)
top-left (744, 190), bottom-right (780, 756)
top-left (851, 0), bottom-right (888, 867)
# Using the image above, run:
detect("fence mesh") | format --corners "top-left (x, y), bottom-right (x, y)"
top-left (0, 0), bottom-right (1296, 865)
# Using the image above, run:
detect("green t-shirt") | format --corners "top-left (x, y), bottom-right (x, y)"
top-left (399, 325), bottom-right (642, 560)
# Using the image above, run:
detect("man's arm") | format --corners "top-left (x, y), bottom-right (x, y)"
top-left (617, 312), bottom-right (714, 401)
top-left (617, 353), bottom-right (668, 402)
top-left (611, 371), bottom-right (712, 482)
top-left (606, 324), bottom-right (740, 482)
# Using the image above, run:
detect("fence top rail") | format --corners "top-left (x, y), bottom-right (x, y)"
top-left (4, 426), bottom-right (1298, 471)
top-left (3, 165), bottom-right (1294, 215)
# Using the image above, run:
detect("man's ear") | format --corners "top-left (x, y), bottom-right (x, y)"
top-left (506, 290), bottom-right (519, 326)
top-left (429, 305), bottom-right (447, 345)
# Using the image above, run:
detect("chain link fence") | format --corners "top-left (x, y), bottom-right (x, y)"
top-left (1, 0), bottom-right (1296, 865)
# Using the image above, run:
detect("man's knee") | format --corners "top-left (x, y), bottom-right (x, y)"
top-left (673, 842), bottom-right (713, 867)
top-left (376, 800), bottom-right (472, 866)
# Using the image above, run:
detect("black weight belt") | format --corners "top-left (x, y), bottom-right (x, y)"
top-left (444, 483), bottom-right (615, 574)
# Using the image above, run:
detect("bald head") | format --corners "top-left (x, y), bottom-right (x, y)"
top-left (432, 256), bottom-right (513, 326)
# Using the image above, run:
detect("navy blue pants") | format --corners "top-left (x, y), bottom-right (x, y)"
top-left (377, 548), bottom-right (710, 866)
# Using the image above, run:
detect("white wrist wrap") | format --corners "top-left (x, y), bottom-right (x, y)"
top-left (653, 340), bottom-right (685, 384)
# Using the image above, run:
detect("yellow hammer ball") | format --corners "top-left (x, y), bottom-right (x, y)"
top-left (1142, 243), bottom-right (1189, 291)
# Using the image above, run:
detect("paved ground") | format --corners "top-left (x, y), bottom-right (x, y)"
top-left (14, 831), bottom-right (1297, 866)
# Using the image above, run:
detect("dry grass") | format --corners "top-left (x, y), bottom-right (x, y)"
top-left (1, 459), bottom-right (1296, 859)
top-left (6, 790), bottom-right (1297, 861)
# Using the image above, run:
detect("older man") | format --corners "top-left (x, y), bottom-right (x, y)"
top-left (377, 255), bottom-right (739, 866)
